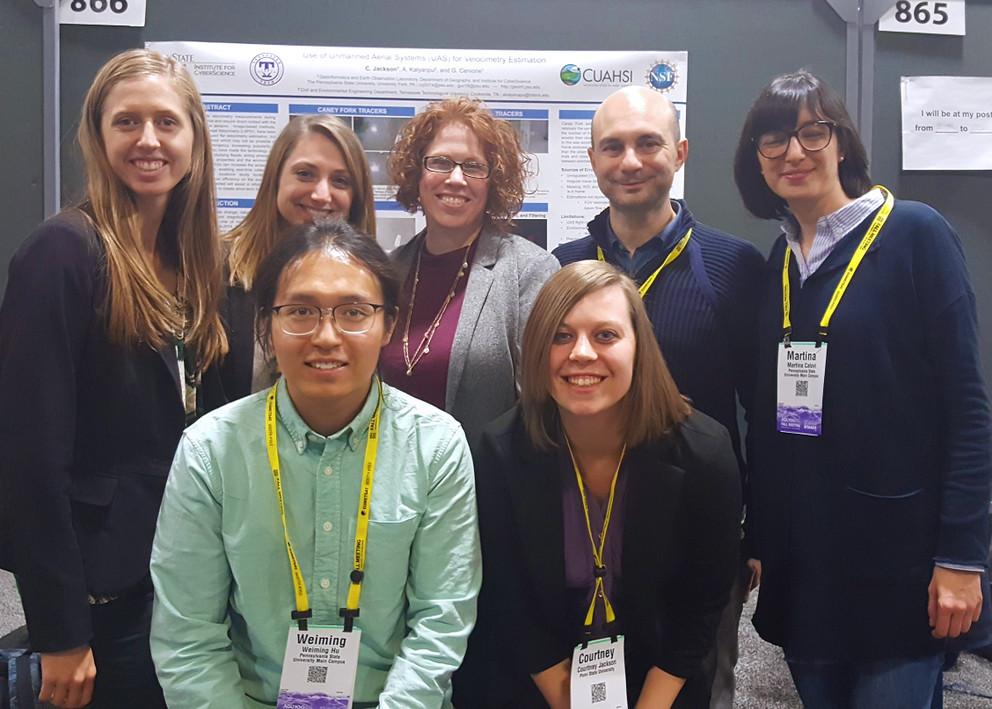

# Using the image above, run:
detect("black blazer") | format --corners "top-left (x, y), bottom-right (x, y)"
top-left (457, 406), bottom-right (741, 708)
top-left (218, 283), bottom-right (257, 402)
top-left (0, 212), bottom-right (226, 652)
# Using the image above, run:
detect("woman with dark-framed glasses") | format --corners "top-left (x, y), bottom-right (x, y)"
top-left (380, 97), bottom-right (558, 448)
top-left (734, 70), bottom-right (992, 708)
top-left (150, 220), bottom-right (481, 708)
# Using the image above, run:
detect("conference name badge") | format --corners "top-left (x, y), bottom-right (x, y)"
top-left (776, 342), bottom-right (827, 436)
top-left (277, 626), bottom-right (360, 709)
top-left (570, 636), bottom-right (628, 709)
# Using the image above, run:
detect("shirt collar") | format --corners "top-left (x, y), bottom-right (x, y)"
top-left (605, 199), bottom-right (682, 254)
top-left (275, 377), bottom-right (381, 454)
top-left (781, 188), bottom-right (885, 244)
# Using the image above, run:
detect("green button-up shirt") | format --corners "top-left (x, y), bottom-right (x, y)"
top-left (150, 379), bottom-right (481, 708)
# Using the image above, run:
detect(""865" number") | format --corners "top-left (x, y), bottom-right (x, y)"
top-left (69, 0), bottom-right (129, 13)
top-left (894, 1), bottom-right (949, 24)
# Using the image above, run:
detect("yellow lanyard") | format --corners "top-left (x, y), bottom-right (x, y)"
top-left (265, 379), bottom-right (383, 631)
top-left (782, 186), bottom-right (894, 343)
top-left (564, 435), bottom-right (626, 629)
top-left (597, 227), bottom-right (692, 299)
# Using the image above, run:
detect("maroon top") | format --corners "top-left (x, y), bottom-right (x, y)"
top-left (561, 445), bottom-right (629, 638)
top-left (380, 240), bottom-right (475, 411)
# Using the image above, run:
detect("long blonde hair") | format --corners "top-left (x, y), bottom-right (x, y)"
top-left (226, 115), bottom-right (375, 290)
top-left (77, 49), bottom-right (227, 367)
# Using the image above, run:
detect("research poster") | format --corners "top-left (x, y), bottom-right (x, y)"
top-left (901, 75), bottom-right (992, 171)
top-left (147, 41), bottom-right (688, 251)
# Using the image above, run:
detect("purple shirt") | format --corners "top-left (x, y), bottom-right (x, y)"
top-left (561, 447), bottom-right (629, 637)
top-left (380, 241), bottom-right (474, 410)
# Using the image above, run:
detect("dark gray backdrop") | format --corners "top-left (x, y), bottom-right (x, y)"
top-left (2, 0), bottom-right (989, 378)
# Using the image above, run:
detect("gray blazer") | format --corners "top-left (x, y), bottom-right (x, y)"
top-left (391, 227), bottom-right (559, 447)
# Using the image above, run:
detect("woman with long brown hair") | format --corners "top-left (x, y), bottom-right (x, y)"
top-left (222, 115), bottom-right (375, 398)
top-left (0, 49), bottom-right (227, 708)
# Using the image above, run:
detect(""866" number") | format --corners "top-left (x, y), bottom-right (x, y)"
top-left (894, 1), bottom-right (949, 24)
top-left (69, 0), bottom-right (129, 13)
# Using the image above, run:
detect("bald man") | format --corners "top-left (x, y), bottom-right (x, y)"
top-left (552, 86), bottom-right (764, 709)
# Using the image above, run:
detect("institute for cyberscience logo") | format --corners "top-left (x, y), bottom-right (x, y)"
top-left (560, 64), bottom-right (581, 86)
top-left (250, 53), bottom-right (284, 86)
top-left (646, 60), bottom-right (678, 93)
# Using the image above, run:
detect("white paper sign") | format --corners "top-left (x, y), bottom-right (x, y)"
top-left (146, 41), bottom-right (688, 252)
top-left (570, 636), bottom-right (628, 709)
top-left (901, 76), bottom-right (992, 170)
top-left (879, 1), bottom-right (965, 36)
top-left (60, 0), bottom-right (146, 26)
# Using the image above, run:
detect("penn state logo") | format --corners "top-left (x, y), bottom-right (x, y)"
top-left (250, 53), bottom-right (284, 86)
top-left (645, 61), bottom-right (678, 92)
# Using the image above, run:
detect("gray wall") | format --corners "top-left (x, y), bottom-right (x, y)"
top-left (3, 0), bottom-right (989, 376)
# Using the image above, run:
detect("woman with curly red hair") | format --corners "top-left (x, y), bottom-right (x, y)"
top-left (380, 97), bottom-right (558, 447)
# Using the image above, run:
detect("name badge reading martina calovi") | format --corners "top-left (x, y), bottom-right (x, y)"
top-left (570, 636), bottom-right (628, 709)
top-left (277, 626), bottom-right (361, 709)
top-left (777, 342), bottom-right (827, 437)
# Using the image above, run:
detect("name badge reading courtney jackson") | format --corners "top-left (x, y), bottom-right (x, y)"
top-left (777, 342), bottom-right (827, 437)
top-left (570, 636), bottom-right (628, 709)
top-left (277, 626), bottom-right (361, 709)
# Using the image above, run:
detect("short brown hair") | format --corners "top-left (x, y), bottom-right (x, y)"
top-left (519, 261), bottom-right (690, 450)
top-left (734, 70), bottom-right (871, 220)
top-left (388, 97), bottom-right (529, 232)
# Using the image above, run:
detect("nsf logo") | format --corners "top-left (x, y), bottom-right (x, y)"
top-left (646, 61), bottom-right (678, 92)
top-left (560, 64), bottom-right (581, 86)
top-left (250, 53), bottom-right (285, 86)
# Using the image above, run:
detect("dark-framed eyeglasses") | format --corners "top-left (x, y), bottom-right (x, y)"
top-left (422, 155), bottom-right (492, 179)
top-left (754, 120), bottom-right (837, 159)
top-left (271, 303), bottom-right (385, 336)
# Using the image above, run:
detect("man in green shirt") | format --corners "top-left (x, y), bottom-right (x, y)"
top-left (150, 221), bottom-right (481, 708)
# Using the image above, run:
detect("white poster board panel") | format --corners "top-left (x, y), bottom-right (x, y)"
top-left (148, 41), bottom-right (688, 251)
top-left (901, 76), bottom-right (992, 170)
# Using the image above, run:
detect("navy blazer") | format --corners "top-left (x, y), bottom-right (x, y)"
top-left (0, 212), bottom-right (226, 652)
top-left (456, 407), bottom-right (741, 708)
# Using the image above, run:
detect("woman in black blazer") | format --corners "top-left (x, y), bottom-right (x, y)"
top-left (460, 261), bottom-right (741, 708)
top-left (0, 50), bottom-right (227, 708)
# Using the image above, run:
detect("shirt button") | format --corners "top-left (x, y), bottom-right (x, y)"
top-left (323, 521), bottom-right (333, 533)
top-left (323, 466), bottom-right (333, 476)
top-left (320, 578), bottom-right (330, 589)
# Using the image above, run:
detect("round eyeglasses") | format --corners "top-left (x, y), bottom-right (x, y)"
top-left (272, 303), bottom-right (385, 336)
top-left (423, 155), bottom-right (492, 180)
top-left (754, 120), bottom-right (837, 159)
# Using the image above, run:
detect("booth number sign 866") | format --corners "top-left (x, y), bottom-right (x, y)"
top-left (68, 0), bottom-right (129, 13)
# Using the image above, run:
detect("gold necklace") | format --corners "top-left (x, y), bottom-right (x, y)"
top-left (402, 241), bottom-right (472, 376)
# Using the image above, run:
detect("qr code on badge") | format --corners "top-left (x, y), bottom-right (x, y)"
top-left (795, 380), bottom-right (809, 397)
top-left (590, 681), bottom-right (607, 704)
top-left (307, 665), bottom-right (328, 684)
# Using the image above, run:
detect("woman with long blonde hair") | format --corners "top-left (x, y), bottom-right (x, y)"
top-left (0, 49), bottom-right (227, 708)
top-left (222, 115), bottom-right (375, 398)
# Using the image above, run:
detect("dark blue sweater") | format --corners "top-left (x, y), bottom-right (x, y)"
top-left (749, 200), bottom-right (992, 659)
top-left (553, 202), bottom-right (766, 474)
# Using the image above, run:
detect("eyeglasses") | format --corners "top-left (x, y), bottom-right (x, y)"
top-left (754, 120), bottom-right (837, 159)
top-left (423, 155), bottom-right (492, 179)
top-left (272, 303), bottom-right (385, 336)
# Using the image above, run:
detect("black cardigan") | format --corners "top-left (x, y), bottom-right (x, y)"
top-left (457, 406), bottom-right (741, 708)
top-left (0, 212), bottom-right (226, 651)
